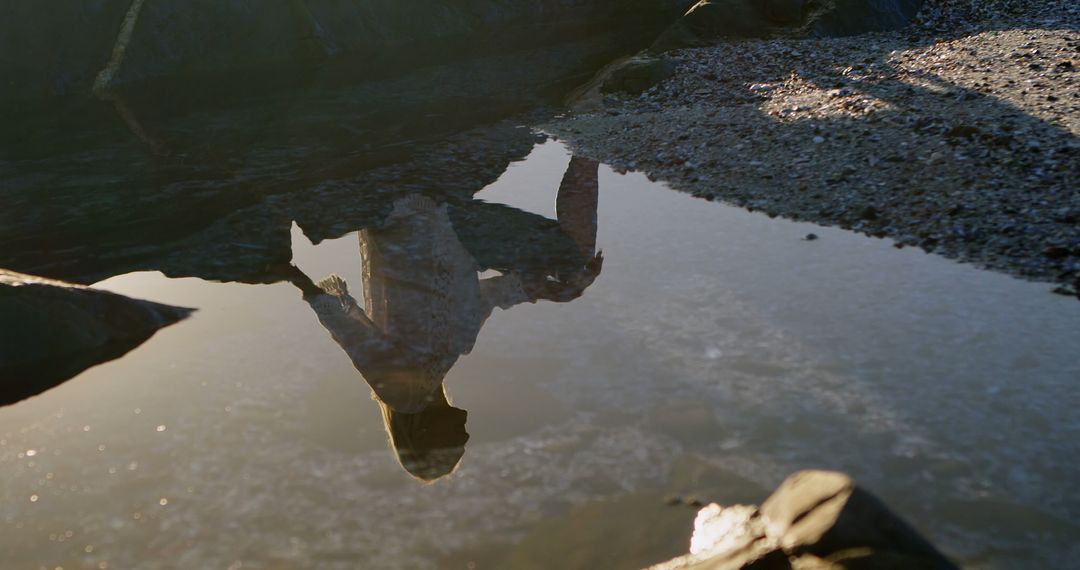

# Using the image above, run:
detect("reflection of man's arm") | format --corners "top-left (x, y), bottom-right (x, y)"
top-left (556, 156), bottom-right (600, 259)
top-left (303, 275), bottom-right (382, 346)
top-left (276, 265), bottom-right (396, 367)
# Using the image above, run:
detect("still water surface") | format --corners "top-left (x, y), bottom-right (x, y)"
top-left (2, 142), bottom-right (1079, 569)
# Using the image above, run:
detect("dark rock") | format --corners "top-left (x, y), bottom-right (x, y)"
top-left (653, 0), bottom-right (923, 50)
top-left (764, 0), bottom-right (808, 25)
top-left (1053, 209), bottom-right (1078, 223)
top-left (1, 0), bottom-right (695, 104)
top-left (1042, 246), bottom-right (1071, 259)
top-left (0, 269), bottom-right (194, 406)
top-left (945, 124), bottom-right (981, 140)
top-left (804, 233), bottom-right (820, 241)
top-left (811, 0), bottom-right (925, 38)
top-left (602, 55), bottom-right (678, 95)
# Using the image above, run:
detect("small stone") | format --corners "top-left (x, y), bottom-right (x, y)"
top-left (803, 233), bottom-right (819, 241)
top-left (812, 136), bottom-right (826, 144)
top-left (945, 125), bottom-right (981, 140)
top-left (1043, 246), bottom-right (1070, 259)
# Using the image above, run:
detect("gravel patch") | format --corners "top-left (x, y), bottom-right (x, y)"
top-left (545, 0), bottom-right (1080, 296)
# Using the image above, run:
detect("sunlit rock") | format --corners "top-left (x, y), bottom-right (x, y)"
top-left (761, 470), bottom-right (955, 567)
top-left (0, 269), bottom-right (193, 406)
top-left (648, 470), bottom-right (958, 570)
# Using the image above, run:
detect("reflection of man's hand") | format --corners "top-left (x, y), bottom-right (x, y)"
top-left (580, 251), bottom-right (604, 283)
top-left (522, 251), bottom-right (604, 303)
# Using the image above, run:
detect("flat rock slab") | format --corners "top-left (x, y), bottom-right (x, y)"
top-left (0, 269), bottom-right (193, 406)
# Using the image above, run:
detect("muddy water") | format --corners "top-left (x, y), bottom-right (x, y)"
top-left (2, 142), bottom-right (1079, 569)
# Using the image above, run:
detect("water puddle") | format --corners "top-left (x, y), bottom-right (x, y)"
top-left (2, 142), bottom-right (1078, 569)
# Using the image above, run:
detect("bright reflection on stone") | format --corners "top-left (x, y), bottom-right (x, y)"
top-left (689, 504), bottom-right (760, 555)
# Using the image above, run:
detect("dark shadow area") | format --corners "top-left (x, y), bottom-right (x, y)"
top-left (0, 12), bottom-right (666, 286)
top-left (0, 0), bottom-right (696, 106)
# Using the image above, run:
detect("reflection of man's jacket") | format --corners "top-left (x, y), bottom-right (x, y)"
top-left (306, 194), bottom-right (536, 414)
top-left (296, 157), bottom-right (600, 480)
top-left (303, 157), bottom-right (600, 413)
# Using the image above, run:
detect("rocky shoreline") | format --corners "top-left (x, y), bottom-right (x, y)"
top-left (545, 0), bottom-right (1080, 296)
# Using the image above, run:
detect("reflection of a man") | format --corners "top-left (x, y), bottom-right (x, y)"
top-left (283, 157), bottom-right (601, 480)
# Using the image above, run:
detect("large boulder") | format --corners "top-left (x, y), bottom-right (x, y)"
top-left (0, 2), bottom-right (691, 287)
top-left (648, 470), bottom-right (957, 570)
top-left (653, 0), bottom-right (924, 50)
top-left (0, 0), bottom-right (695, 105)
top-left (0, 269), bottom-right (193, 406)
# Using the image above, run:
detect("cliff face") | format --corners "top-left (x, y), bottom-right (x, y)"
top-left (0, 0), bottom-right (695, 103)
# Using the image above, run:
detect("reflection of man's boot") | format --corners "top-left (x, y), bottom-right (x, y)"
top-left (556, 157), bottom-right (600, 259)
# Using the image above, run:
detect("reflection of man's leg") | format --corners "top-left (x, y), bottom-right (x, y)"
top-left (556, 157), bottom-right (600, 259)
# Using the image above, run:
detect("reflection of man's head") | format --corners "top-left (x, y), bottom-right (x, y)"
top-left (378, 386), bottom-right (469, 482)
